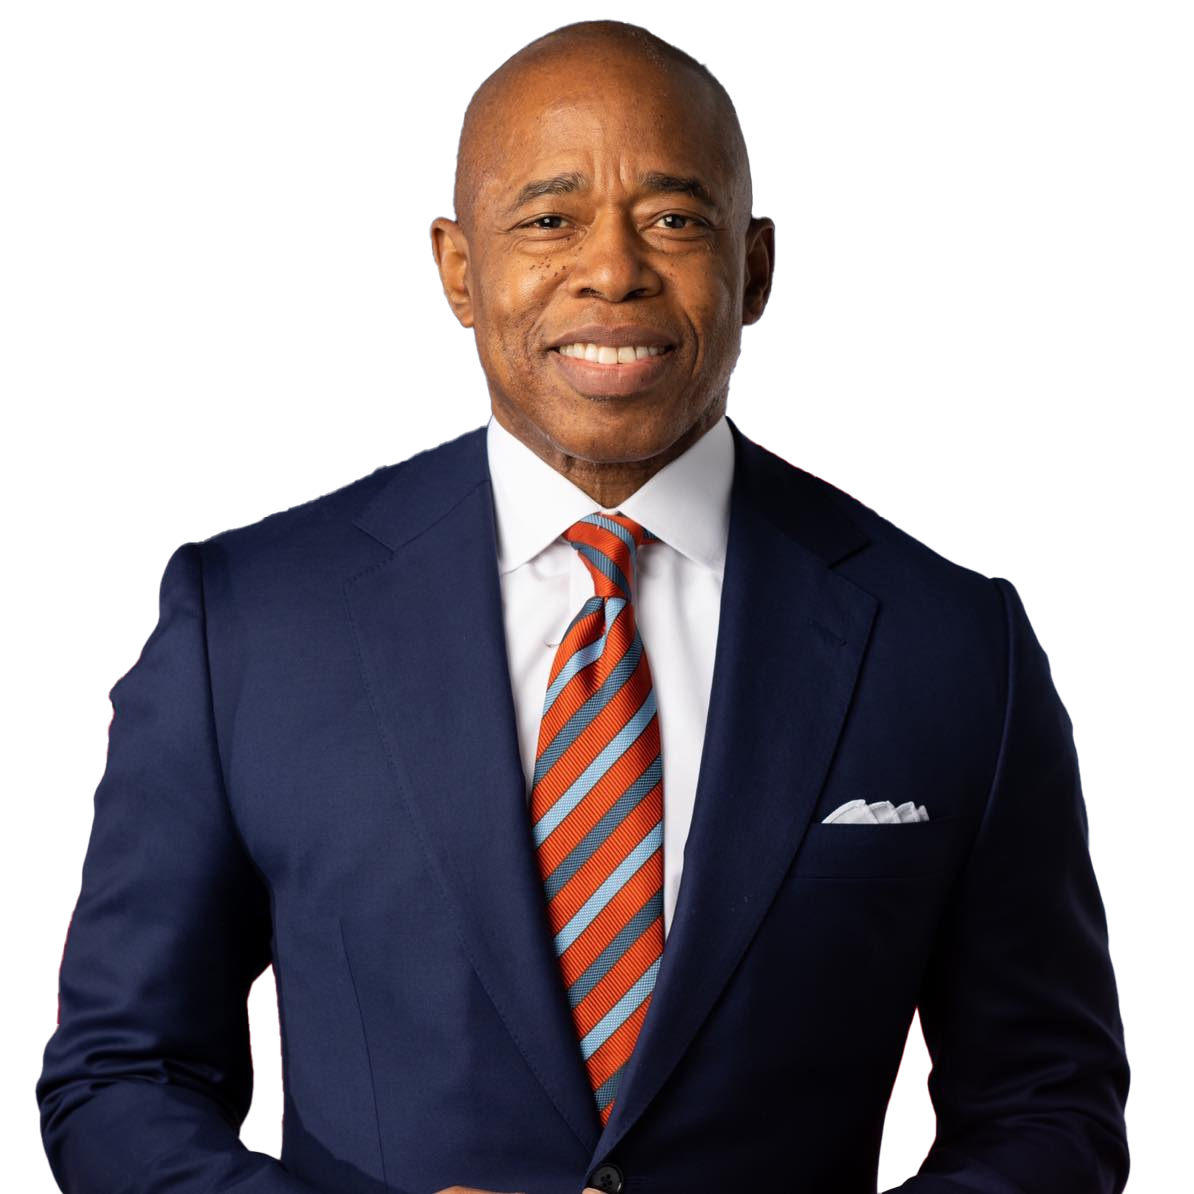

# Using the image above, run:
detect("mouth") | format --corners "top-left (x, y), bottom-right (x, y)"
top-left (547, 340), bottom-right (676, 397)
top-left (546, 343), bottom-right (673, 360)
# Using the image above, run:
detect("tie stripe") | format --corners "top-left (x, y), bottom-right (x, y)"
top-left (530, 511), bottom-right (664, 1126)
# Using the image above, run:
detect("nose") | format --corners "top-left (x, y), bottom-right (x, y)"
top-left (567, 211), bottom-right (663, 302)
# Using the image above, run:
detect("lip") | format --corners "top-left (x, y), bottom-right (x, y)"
top-left (549, 342), bottom-right (674, 398)
top-left (545, 323), bottom-right (675, 351)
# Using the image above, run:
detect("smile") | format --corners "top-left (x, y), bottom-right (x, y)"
top-left (548, 341), bottom-right (675, 398)
top-left (553, 342), bottom-right (671, 364)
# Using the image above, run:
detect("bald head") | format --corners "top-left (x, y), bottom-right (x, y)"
top-left (428, 18), bottom-right (775, 505)
top-left (452, 20), bottom-right (753, 238)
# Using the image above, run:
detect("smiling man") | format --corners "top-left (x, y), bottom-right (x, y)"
top-left (430, 23), bottom-right (771, 514)
top-left (38, 19), bottom-right (1128, 1194)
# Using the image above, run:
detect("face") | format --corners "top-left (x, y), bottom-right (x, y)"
top-left (431, 50), bottom-right (774, 471)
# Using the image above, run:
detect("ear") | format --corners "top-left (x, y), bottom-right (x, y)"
top-left (741, 215), bottom-right (775, 326)
top-left (430, 217), bottom-right (474, 328)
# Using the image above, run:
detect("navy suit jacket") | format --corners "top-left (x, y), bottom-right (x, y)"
top-left (38, 417), bottom-right (1129, 1193)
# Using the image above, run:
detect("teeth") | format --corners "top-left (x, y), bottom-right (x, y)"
top-left (557, 342), bottom-right (667, 362)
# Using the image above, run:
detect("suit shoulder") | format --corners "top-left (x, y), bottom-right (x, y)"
top-left (193, 420), bottom-right (482, 568)
top-left (824, 473), bottom-right (994, 588)
top-left (776, 458), bottom-right (1011, 691)
top-left (198, 456), bottom-right (413, 563)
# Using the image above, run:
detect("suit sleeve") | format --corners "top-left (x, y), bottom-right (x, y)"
top-left (883, 577), bottom-right (1130, 1194)
top-left (36, 542), bottom-right (319, 1193)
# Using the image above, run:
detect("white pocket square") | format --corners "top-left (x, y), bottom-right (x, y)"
top-left (821, 799), bottom-right (929, 824)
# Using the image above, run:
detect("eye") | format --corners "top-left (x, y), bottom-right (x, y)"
top-left (515, 214), bottom-right (706, 232)
top-left (522, 215), bottom-right (570, 230)
top-left (657, 213), bottom-right (708, 231)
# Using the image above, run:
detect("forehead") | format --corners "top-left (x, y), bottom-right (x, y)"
top-left (472, 56), bottom-right (739, 214)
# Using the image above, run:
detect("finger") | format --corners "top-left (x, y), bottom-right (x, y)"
top-left (431, 1187), bottom-right (527, 1193)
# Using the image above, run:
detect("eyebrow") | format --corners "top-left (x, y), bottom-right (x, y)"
top-left (502, 170), bottom-right (722, 217)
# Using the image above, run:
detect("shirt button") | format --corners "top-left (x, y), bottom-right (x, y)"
top-left (588, 1162), bottom-right (625, 1192)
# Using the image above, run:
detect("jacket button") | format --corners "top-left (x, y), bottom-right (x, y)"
top-left (588, 1162), bottom-right (625, 1192)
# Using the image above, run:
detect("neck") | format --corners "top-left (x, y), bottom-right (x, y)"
top-left (491, 400), bottom-right (726, 509)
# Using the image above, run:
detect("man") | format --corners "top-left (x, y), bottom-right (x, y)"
top-left (37, 18), bottom-right (1129, 1194)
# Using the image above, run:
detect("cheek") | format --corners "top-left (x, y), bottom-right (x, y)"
top-left (670, 256), bottom-right (738, 319)
top-left (477, 260), bottom-right (564, 353)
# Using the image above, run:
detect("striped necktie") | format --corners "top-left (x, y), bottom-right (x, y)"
top-left (528, 511), bottom-right (666, 1127)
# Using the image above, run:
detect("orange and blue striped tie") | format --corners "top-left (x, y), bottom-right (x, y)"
top-left (529, 511), bottom-right (665, 1127)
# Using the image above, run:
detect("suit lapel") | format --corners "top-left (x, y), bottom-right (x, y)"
top-left (342, 417), bottom-right (878, 1168)
top-left (588, 418), bottom-right (877, 1166)
top-left (344, 427), bottom-right (603, 1151)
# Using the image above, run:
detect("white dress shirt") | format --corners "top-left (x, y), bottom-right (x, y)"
top-left (485, 412), bottom-right (735, 940)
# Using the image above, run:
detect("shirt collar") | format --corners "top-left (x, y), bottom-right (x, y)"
top-left (486, 411), bottom-right (734, 576)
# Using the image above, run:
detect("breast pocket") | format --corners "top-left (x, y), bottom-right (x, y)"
top-left (792, 814), bottom-right (976, 880)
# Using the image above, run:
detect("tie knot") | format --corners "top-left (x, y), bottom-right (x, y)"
top-left (563, 511), bottom-right (659, 602)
